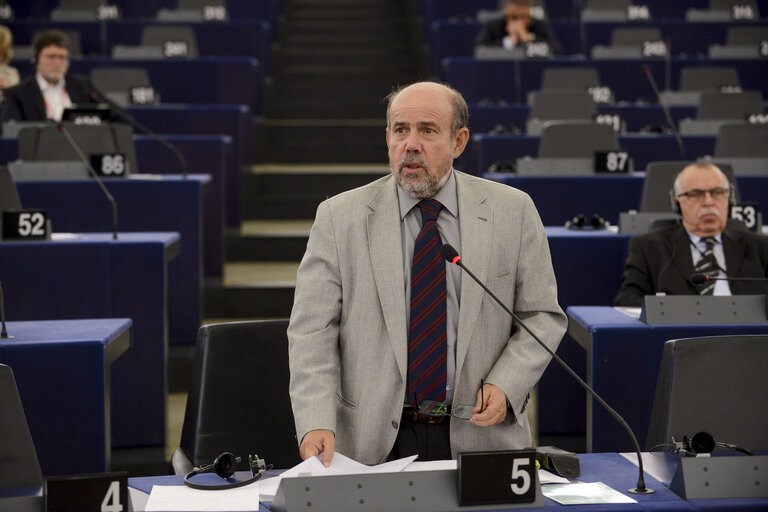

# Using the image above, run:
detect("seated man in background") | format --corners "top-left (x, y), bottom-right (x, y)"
top-left (1, 30), bottom-right (98, 123)
top-left (475, 0), bottom-right (562, 54)
top-left (614, 162), bottom-right (768, 307)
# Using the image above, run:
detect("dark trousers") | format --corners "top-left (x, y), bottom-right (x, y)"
top-left (387, 412), bottom-right (452, 461)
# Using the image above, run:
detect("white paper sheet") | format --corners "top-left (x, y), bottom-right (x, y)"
top-left (542, 482), bottom-right (637, 505)
top-left (144, 483), bottom-right (260, 511)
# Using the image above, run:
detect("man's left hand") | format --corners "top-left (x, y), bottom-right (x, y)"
top-left (470, 382), bottom-right (507, 426)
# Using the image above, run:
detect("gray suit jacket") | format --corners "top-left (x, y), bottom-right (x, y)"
top-left (288, 171), bottom-right (566, 464)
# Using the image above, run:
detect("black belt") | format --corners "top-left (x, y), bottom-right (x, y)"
top-left (402, 405), bottom-right (451, 424)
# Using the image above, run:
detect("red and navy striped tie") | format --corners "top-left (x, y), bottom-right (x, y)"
top-left (407, 199), bottom-right (447, 410)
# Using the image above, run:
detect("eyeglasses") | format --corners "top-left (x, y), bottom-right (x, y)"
top-left (675, 187), bottom-right (728, 202)
top-left (411, 378), bottom-right (485, 421)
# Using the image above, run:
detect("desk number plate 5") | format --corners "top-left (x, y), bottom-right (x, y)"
top-left (2, 210), bottom-right (50, 241)
top-left (458, 449), bottom-right (538, 506)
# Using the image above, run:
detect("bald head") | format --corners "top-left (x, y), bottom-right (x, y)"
top-left (385, 81), bottom-right (468, 137)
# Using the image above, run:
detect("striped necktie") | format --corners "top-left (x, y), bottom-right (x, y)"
top-left (407, 199), bottom-right (447, 409)
top-left (694, 237), bottom-right (718, 295)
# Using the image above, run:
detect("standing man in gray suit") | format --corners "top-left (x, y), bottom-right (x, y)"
top-left (288, 81), bottom-right (566, 466)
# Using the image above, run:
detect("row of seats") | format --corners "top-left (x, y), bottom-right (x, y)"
top-left (420, 0), bottom-right (766, 24)
top-left (2, 0), bottom-right (279, 23)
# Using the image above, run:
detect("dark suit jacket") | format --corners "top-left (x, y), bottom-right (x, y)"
top-left (614, 223), bottom-right (768, 307)
top-left (1, 74), bottom-right (97, 123)
top-left (475, 17), bottom-right (563, 55)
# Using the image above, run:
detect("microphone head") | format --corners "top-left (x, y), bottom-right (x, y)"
top-left (440, 244), bottom-right (460, 264)
top-left (690, 432), bottom-right (715, 454)
top-left (690, 273), bottom-right (709, 285)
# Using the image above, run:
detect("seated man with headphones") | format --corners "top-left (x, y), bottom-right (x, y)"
top-left (1, 30), bottom-right (99, 124)
top-left (614, 161), bottom-right (768, 307)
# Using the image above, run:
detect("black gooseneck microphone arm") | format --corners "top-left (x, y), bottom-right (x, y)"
top-left (57, 124), bottom-right (119, 240)
top-left (89, 91), bottom-right (189, 179)
top-left (643, 65), bottom-right (686, 159)
top-left (440, 244), bottom-right (654, 495)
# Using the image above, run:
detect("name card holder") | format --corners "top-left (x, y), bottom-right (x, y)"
top-left (641, 295), bottom-right (768, 325)
top-left (669, 455), bottom-right (768, 499)
top-left (271, 466), bottom-right (543, 512)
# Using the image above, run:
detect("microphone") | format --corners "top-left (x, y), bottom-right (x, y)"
top-left (88, 91), bottom-right (189, 178)
top-left (643, 65), bottom-right (685, 159)
top-left (57, 123), bottom-right (119, 240)
top-left (440, 243), bottom-right (655, 495)
top-left (690, 273), bottom-right (768, 284)
top-left (0, 280), bottom-right (13, 339)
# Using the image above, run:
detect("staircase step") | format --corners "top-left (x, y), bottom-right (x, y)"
top-left (226, 220), bottom-right (312, 261)
top-left (243, 163), bottom-right (387, 218)
top-left (203, 262), bottom-right (300, 318)
top-left (261, 119), bottom-right (390, 163)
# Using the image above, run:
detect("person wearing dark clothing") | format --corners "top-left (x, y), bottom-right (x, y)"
top-left (475, 0), bottom-right (562, 55)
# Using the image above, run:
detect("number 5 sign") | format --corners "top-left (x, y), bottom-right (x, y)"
top-left (459, 450), bottom-right (542, 506)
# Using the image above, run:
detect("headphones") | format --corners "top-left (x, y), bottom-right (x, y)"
top-left (184, 452), bottom-right (269, 490)
top-left (565, 213), bottom-right (609, 230)
top-left (671, 432), bottom-right (754, 457)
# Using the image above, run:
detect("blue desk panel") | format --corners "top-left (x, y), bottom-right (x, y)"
top-left (11, 58), bottom-right (262, 114)
top-left (0, 318), bottom-right (131, 476)
top-left (567, 306), bottom-right (768, 453)
top-left (135, 137), bottom-right (228, 274)
top-left (129, 103), bottom-right (251, 226)
top-left (485, 174), bottom-right (768, 226)
top-left (0, 233), bottom-right (178, 448)
top-left (128, 452), bottom-right (768, 511)
top-left (16, 175), bottom-right (209, 348)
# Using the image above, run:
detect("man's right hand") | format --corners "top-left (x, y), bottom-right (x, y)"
top-left (299, 429), bottom-right (335, 467)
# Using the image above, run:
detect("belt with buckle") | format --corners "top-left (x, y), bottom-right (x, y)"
top-left (403, 405), bottom-right (451, 424)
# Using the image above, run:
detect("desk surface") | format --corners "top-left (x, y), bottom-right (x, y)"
top-left (127, 452), bottom-right (767, 511)
top-left (0, 232), bottom-right (178, 449)
top-left (1, 318), bottom-right (131, 476)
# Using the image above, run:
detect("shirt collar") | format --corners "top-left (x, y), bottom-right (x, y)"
top-left (397, 168), bottom-right (459, 220)
top-left (687, 230), bottom-right (723, 246)
top-left (36, 73), bottom-right (65, 93)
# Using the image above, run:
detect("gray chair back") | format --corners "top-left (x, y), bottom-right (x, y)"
top-left (679, 67), bottom-right (740, 91)
top-left (142, 26), bottom-right (199, 58)
top-left (726, 26), bottom-right (768, 45)
top-left (0, 166), bottom-right (22, 211)
top-left (611, 27), bottom-right (662, 46)
top-left (529, 90), bottom-right (596, 121)
top-left (91, 67), bottom-right (151, 93)
top-left (715, 124), bottom-right (768, 158)
top-left (538, 121), bottom-right (618, 158)
top-left (697, 91), bottom-right (763, 120)
top-left (540, 67), bottom-right (600, 91)
top-left (173, 320), bottom-right (301, 473)
top-left (647, 335), bottom-right (768, 451)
